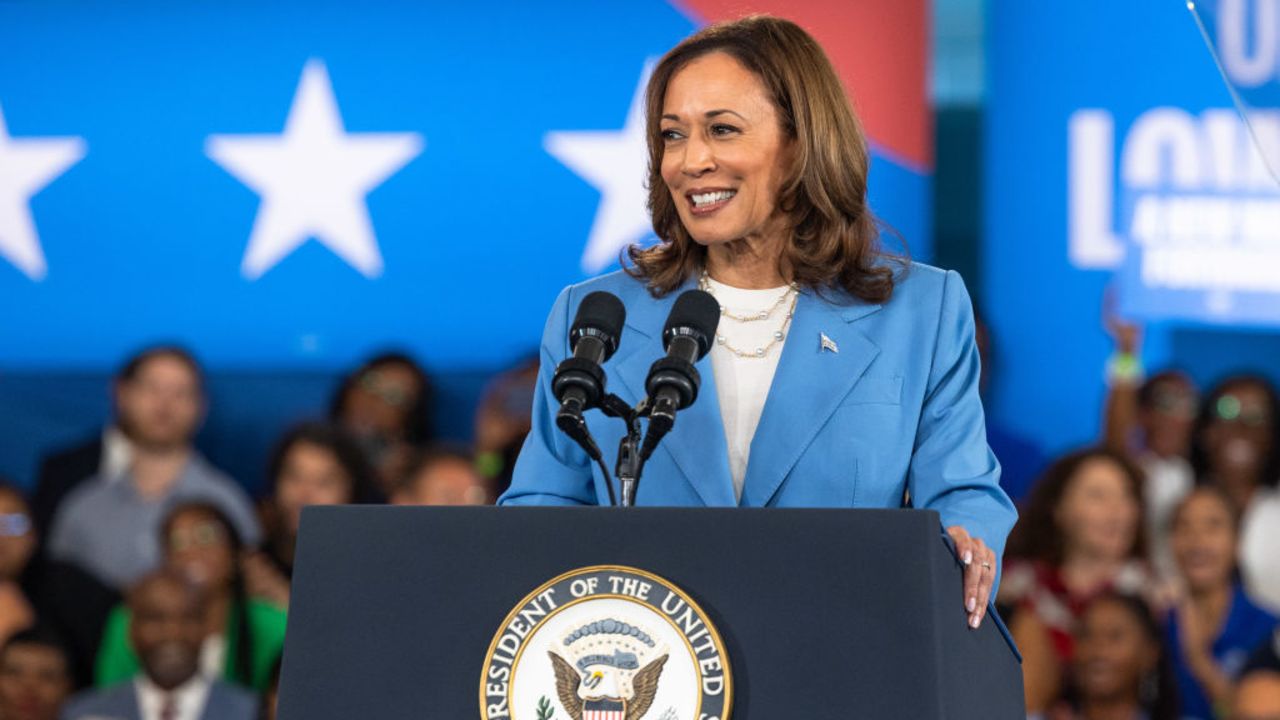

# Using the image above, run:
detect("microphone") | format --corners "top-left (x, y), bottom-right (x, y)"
top-left (639, 289), bottom-right (720, 461)
top-left (552, 291), bottom-right (626, 461)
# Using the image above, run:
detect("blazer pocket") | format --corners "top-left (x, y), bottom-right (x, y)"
top-left (840, 375), bottom-right (903, 406)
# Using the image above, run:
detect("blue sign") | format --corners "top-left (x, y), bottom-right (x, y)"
top-left (1111, 1), bottom-right (1280, 327)
top-left (986, 0), bottom-right (1280, 456)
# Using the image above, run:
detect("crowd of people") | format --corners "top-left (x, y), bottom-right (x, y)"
top-left (996, 317), bottom-right (1280, 719)
top-left (0, 346), bottom-right (537, 720)
top-left (2, 325), bottom-right (1280, 719)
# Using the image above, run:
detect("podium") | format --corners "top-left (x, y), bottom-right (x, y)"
top-left (277, 506), bottom-right (1024, 719)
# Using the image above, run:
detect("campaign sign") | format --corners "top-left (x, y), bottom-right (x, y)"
top-left (1114, 1), bottom-right (1280, 327)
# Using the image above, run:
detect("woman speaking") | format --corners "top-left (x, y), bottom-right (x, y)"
top-left (501, 15), bottom-right (1017, 630)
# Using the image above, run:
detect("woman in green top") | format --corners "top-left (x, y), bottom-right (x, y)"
top-left (95, 501), bottom-right (286, 691)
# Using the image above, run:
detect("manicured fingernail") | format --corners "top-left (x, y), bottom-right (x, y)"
top-left (967, 597), bottom-right (977, 613)
top-left (969, 615), bottom-right (980, 629)
top-left (963, 551), bottom-right (973, 565)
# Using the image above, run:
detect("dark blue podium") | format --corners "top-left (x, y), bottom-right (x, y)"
top-left (278, 506), bottom-right (1024, 719)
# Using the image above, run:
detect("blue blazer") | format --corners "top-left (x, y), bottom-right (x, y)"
top-left (501, 262), bottom-right (1017, 560)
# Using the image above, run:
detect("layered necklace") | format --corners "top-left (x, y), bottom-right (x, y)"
top-left (698, 270), bottom-right (799, 359)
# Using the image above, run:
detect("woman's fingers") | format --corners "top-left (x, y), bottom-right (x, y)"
top-left (946, 525), bottom-right (994, 629)
top-left (970, 538), bottom-right (994, 629)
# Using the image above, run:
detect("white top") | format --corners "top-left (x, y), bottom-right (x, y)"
top-left (1140, 452), bottom-right (1194, 582)
top-left (1240, 488), bottom-right (1280, 614)
top-left (135, 674), bottom-right (211, 720)
top-left (200, 634), bottom-right (227, 680)
top-left (704, 277), bottom-right (794, 501)
top-left (101, 425), bottom-right (133, 484)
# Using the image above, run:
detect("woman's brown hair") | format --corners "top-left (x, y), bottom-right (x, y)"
top-left (627, 15), bottom-right (901, 300)
top-left (1005, 447), bottom-right (1148, 566)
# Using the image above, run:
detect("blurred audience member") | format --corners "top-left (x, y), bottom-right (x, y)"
top-left (0, 480), bottom-right (37, 648)
top-left (1236, 630), bottom-right (1280, 719)
top-left (973, 306), bottom-right (1047, 503)
top-left (330, 352), bottom-right (435, 496)
top-left (1235, 669), bottom-right (1280, 720)
top-left (97, 503), bottom-right (285, 692)
top-left (1001, 448), bottom-right (1150, 714)
top-left (472, 356), bottom-right (538, 498)
top-left (1107, 367), bottom-right (1199, 577)
top-left (45, 347), bottom-right (260, 591)
top-left (61, 570), bottom-right (256, 720)
top-left (1041, 593), bottom-right (1178, 720)
top-left (1193, 375), bottom-right (1280, 613)
top-left (30, 364), bottom-right (142, 553)
top-left (1100, 307), bottom-right (1198, 582)
top-left (247, 422), bottom-right (377, 607)
top-left (393, 444), bottom-right (489, 506)
top-left (0, 627), bottom-right (72, 720)
top-left (1165, 487), bottom-right (1277, 719)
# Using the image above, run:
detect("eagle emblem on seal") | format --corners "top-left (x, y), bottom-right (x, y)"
top-left (547, 618), bottom-right (669, 720)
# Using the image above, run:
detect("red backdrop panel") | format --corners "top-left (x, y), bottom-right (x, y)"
top-left (673, 0), bottom-right (931, 170)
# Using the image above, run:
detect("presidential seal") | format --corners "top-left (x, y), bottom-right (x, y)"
top-left (480, 565), bottom-right (732, 720)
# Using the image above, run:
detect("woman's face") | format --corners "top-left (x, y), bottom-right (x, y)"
top-left (1072, 599), bottom-right (1156, 704)
top-left (340, 363), bottom-right (420, 440)
top-left (1055, 458), bottom-right (1140, 563)
top-left (0, 643), bottom-right (70, 720)
top-left (1202, 383), bottom-right (1274, 480)
top-left (165, 510), bottom-right (234, 591)
top-left (1140, 376), bottom-right (1198, 459)
top-left (0, 491), bottom-right (34, 581)
top-left (1170, 491), bottom-right (1237, 592)
top-left (275, 441), bottom-right (353, 535)
top-left (659, 51), bottom-right (795, 249)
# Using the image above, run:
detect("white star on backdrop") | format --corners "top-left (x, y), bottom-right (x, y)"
top-left (207, 59), bottom-right (424, 280)
top-left (0, 104), bottom-right (86, 281)
top-left (545, 61), bottom-right (656, 273)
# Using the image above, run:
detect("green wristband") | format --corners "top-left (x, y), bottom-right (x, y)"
top-left (1106, 352), bottom-right (1145, 385)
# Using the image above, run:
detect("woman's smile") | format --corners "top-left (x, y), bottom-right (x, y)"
top-left (687, 187), bottom-right (738, 215)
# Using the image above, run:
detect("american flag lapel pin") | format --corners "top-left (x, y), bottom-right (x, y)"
top-left (820, 332), bottom-right (839, 354)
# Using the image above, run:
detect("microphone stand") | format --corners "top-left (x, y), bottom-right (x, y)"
top-left (598, 394), bottom-right (647, 507)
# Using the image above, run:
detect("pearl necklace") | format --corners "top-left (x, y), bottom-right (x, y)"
top-left (699, 271), bottom-right (799, 359)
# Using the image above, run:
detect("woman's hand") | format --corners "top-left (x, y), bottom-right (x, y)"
top-left (242, 552), bottom-right (292, 609)
top-left (946, 525), bottom-right (996, 629)
top-left (1177, 600), bottom-right (1233, 703)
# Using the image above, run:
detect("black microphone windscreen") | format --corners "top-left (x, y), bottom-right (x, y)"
top-left (570, 291), bottom-right (626, 358)
top-left (663, 290), bottom-right (720, 358)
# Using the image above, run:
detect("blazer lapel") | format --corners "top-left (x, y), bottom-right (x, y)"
top-left (739, 290), bottom-right (882, 507)
top-left (199, 683), bottom-right (225, 720)
top-left (612, 280), bottom-right (736, 507)
top-left (121, 681), bottom-right (143, 720)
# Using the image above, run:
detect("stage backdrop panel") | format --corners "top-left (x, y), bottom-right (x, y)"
top-left (984, 0), bottom-right (1280, 457)
top-left (0, 0), bottom-right (930, 374)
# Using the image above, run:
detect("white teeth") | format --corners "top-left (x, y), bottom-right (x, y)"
top-left (691, 190), bottom-right (736, 206)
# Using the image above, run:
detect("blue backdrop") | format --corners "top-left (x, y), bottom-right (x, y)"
top-left (0, 0), bottom-right (928, 372)
top-left (0, 1), bottom-right (931, 489)
top-left (985, 0), bottom-right (1280, 459)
